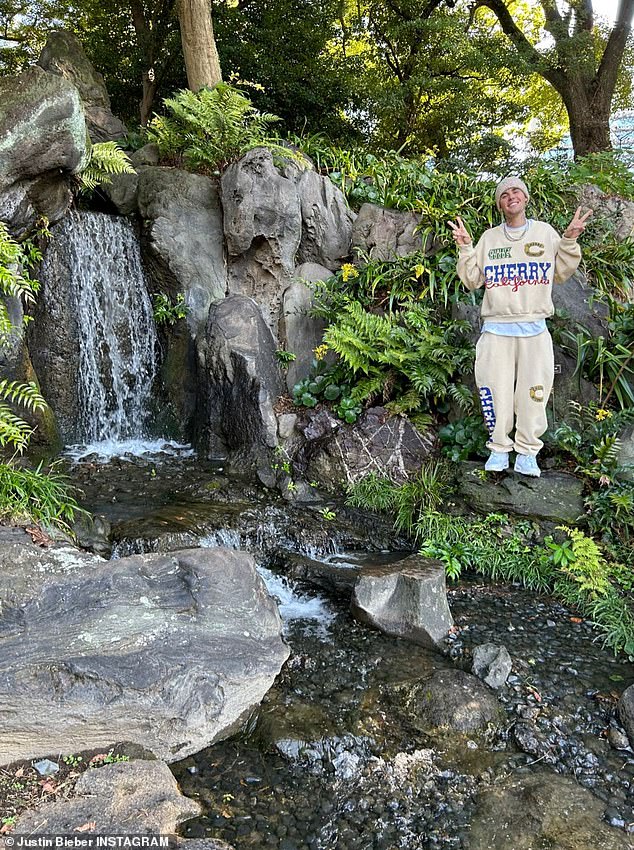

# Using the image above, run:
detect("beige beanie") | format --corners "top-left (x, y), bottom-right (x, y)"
top-left (495, 176), bottom-right (530, 210)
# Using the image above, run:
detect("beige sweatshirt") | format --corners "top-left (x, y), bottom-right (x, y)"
top-left (457, 220), bottom-right (581, 323)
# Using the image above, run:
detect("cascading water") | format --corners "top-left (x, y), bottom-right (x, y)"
top-left (42, 211), bottom-right (162, 455)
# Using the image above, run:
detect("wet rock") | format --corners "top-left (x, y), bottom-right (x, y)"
top-left (0, 66), bottom-right (87, 234)
top-left (468, 771), bottom-right (632, 849)
top-left (14, 760), bottom-right (232, 848)
top-left (351, 555), bottom-right (453, 648)
top-left (299, 406), bottom-right (435, 490)
top-left (618, 684), bottom-right (634, 749)
top-left (38, 30), bottom-right (127, 142)
top-left (608, 726), bottom-right (632, 751)
top-left (280, 262), bottom-right (332, 392)
top-left (513, 721), bottom-right (556, 763)
top-left (295, 170), bottom-right (355, 270)
top-left (199, 295), bottom-right (284, 467)
top-left (0, 546), bottom-right (288, 765)
top-left (472, 643), bottom-right (512, 689)
top-left (455, 461), bottom-right (584, 524)
top-left (253, 701), bottom-right (337, 761)
top-left (222, 148), bottom-right (302, 336)
top-left (415, 669), bottom-right (502, 733)
top-left (137, 167), bottom-right (226, 339)
top-left (351, 204), bottom-right (425, 260)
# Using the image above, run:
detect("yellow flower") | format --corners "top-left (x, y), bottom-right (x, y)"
top-left (413, 263), bottom-right (425, 278)
top-left (595, 408), bottom-right (612, 421)
top-left (341, 263), bottom-right (359, 282)
top-left (313, 344), bottom-right (329, 361)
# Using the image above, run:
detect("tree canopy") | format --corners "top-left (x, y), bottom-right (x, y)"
top-left (0, 0), bottom-right (632, 160)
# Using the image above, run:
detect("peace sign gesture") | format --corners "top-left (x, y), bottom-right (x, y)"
top-left (447, 216), bottom-right (472, 246)
top-left (563, 207), bottom-right (593, 239)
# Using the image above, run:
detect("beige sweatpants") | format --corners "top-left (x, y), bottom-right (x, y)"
top-left (474, 330), bottom-right (554, 456)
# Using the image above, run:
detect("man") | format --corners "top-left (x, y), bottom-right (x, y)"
top-left (448, 176), bottom-right (592, 477)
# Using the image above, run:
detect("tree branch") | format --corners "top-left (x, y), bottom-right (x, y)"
top-left (595, 0), bottom-right (634, 102)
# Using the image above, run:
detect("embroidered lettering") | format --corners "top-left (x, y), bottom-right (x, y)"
top-left (479, 386), bottom-right (496, 436)
top-left (488, 247), bottom-right (512, 260)
top-left (525, 242), bottom-right (545, 257)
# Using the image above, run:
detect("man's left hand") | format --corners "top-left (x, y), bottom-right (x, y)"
top-left (563, 207), bottom-right (593, 238)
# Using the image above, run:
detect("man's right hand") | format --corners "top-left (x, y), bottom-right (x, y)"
top-left (448, 216), bottom-right (472, 246)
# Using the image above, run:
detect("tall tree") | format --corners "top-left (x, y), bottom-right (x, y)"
top-left (178, 0), bottom-right (221, 90)
top-left (472, 0), bottom-right (634, 157)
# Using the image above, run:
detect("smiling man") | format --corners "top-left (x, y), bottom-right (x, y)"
top-left (448, 177), bottom-right (592, 477)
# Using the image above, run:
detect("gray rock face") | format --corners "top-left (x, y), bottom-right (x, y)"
top-left (0, 66), bottom-right (87, 232)
top-left (618, 425), bottom-right (634, 482)
top-left (280, 262), bottom-right (332, 392)
top-left (199, 295), bottom-right (285, 464)
top-left (414, 669), bottom-right (502, 733)
top-left (296, 169), bottom-right (355, 269)
top-left (222, 148), bottom-right (302, 335)
top-left (138, 168), bottom-right (227, 339)
top-left (471, 643), bottom-right (512, 689)
top-left (0, 542), bottom-right (289, 765)
top-left (38, 30), bottom-right (127, 142)
top-left (581, 184), bottom-right (634, 243)
top-left (552, 272), bottom-right (609, 339)
top-left (456, 461), bottom-right (584, 524)
top-left (351, 555), bottom-right (453, 648)
top-left (468, 771), bottom-right (632, 849)
top-left (352, 204), bottom-right (424, 260)
top-left (618, 684), bottom-right (634, 748)
top-left (298, 406), bottom-right (435, 489)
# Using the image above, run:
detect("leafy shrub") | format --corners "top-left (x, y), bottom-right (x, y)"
top-left (292, 359), bottom-right (362, 422)
top-left (0, 221), bottom-right (40, 344)
top-left (552, 401), bottom-right (634, 482)
top-left (439, 415), bottom-right (488, 462)
top-left (0, 461), bottom-right (84, 532)
top-left (152, 292), bottom-right (189, 326)
top-left (148, 83), bottom-right (305, 173)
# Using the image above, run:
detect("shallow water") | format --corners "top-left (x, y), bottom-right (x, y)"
top-left (67, 451), bottom-right (634, 849)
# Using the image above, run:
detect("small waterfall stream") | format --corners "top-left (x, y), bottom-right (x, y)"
top-left (47, 211), bottom-right (158, 446)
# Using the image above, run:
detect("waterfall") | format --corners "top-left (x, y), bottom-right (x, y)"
top-left (48, 211), bottom-right (157, 444)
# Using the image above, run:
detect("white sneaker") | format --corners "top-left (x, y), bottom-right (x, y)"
top-left (485, 451), bottom-right (509, 472)
top-left (514, 453), bottom-right (541, 477)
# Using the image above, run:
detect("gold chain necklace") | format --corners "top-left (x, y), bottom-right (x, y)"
top-left (503, 220), bottom-right (530, 242)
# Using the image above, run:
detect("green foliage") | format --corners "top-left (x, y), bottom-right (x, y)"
top-left (152, 292), bottom-right (189, 326)
top-left (551, 402), bottom-right (634, 482)
top-left (292, 358), bottom-right (362, 422)
top-left (0, 461), bottom-right (86, 532)
top-left (0, 221), bottom-right (40, 345)
top-left (148, 83), bottom-right (305, 173)
top-left (439, 415), bottom-right (489, 462)
top-left (77, 142), bottom-right (135, 193)
top-left (0, 380), bottom-right (46, 452)
top-left (275, 350), bottom-right (297, 365)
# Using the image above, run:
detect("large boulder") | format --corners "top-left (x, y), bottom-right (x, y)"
top-left (198, 295), bottom-right (285, 467)
top-left (295, 169), bottom-right (355, 269)
top-left (617, 424), bottom-right (634, 482)
top-left (221, 148), bottom-right (302, 336)
top-left (38, 30), bottom-right (127, 143)
top-left (617, 684), bottom-right (634, 748)
top-left (455, 461), bottom-right (585, 524)
top-left (137, 167), bottom-right (227, 340)
top-left (351, 555), bottom-right (453, 648)
top-left (0, 66), bottom-right (87, 234)
top-left (280, 262), bottom-right (332, 392)
top-left (0, 537), bottom-right (289, 765)
top-left (468, 771), bottom-right (633, 850)
top-left (297, 406), bottom-right (436, 489)
top-left (352, 204), bottom-right (425, 260)
top-left (552, 272), bottom-right (609, 339)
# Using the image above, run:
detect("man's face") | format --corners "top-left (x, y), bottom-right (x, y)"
top-left (499, 187), bottom-right (527, 218)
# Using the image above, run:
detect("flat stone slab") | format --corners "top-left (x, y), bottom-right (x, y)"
top-left (351, 555), bottom-right (453, 648)
top-left (456, 462), bottom-right (584, 524)
top-left (0, 543), bottom-right (289, 765)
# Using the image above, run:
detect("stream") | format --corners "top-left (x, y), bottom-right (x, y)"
top-left (66, 446), bottom-right (634, 850)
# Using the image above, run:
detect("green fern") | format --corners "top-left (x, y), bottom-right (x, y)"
top-left (148, 83), bottom-right (306, 173)
top-left (77, 142), bottom-right (135, 193)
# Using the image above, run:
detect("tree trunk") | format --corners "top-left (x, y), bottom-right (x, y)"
top-left (561, 82), bottom-right (612, 158)
top-left (140, 72), bottom-right (159, 127)
top-left (178, 0), bottom-right (222, 91)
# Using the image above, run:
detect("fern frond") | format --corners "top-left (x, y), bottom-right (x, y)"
top-left (0, 404), bottom-right (33, 451)
top-left (77, 142), bottom-right (134, 193)
top-left (0, 380), bottom-right (46, 412)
